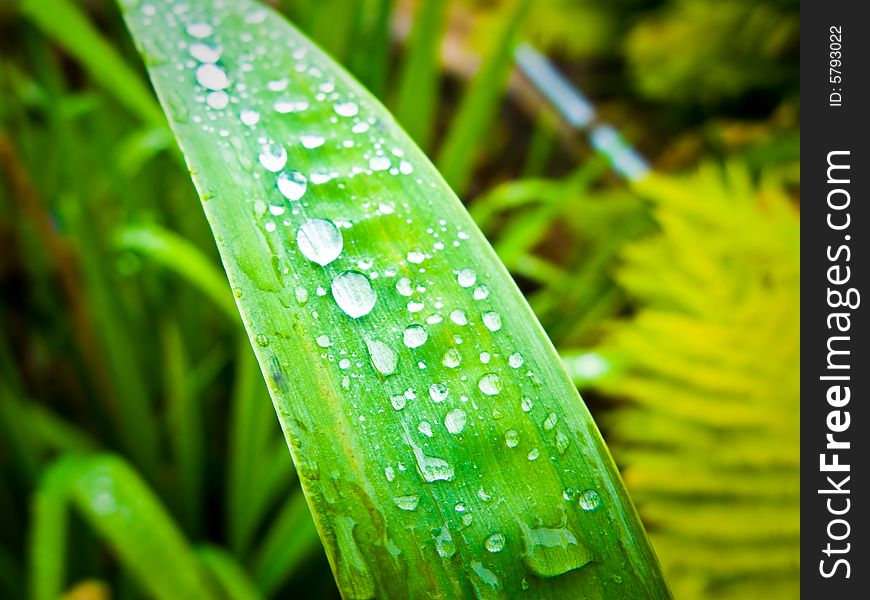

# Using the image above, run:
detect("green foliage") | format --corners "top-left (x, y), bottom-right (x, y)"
top-left (591, 165), bottom-right (800, 599)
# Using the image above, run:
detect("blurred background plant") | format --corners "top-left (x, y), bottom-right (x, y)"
top-left (0, 0), bottom-right (798, 598)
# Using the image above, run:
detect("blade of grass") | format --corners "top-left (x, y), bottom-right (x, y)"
top-left (347, 0), bottom-right (395, 98)
top-left (117, 1), bottom-right (669, 597)
top-left (29, 454), bottom-right (216, 600)
top-left (436, 0), bottom-right (532, 194)
top-left (393, 0), bottom-right (449, 150)
top-left (19, 0), bottom-right (164, 127)
top-left (197, 545), bottom-right (264, 600)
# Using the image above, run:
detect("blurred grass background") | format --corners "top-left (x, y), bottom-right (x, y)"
top-left (0, 0), bottom-right (799, 598)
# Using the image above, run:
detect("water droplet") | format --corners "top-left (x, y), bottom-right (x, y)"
top-left (519, 521), bottom-right (593, 578)
top-left (392, 495), bottom-right (419, 511)
top-left (399, 160), bottom-right (413, 174)
top-left (369, 156), bottom-right (390, 171)
top-left (407, 301), bottom-right (425, 313)
top-left (296, 218), bottom-right (343, 266)
top-left (333, 101), bottom-right (359, 117)
top-left (406, 250), bottom-right (425, 264)
top-left (274, 99), bottom-right (308, 113)
top-left (418, 421), bottom-right (433, 438)
top-left (477, 487), bottom-right (492, 502)
top-left (482, 311), bottom-right (502, 332)
top-left (442, 349), bottom-right (461, 368)
top-left (521, 396), bottom-right (533, 412)
top-left (404, 425), bottom-right (454, 482)
top-left (195, 63), bottom-right (229, 90)
top-left (527, 448), bottom-right (540, 461)
top-left (429, 383), bottom-right (449, 403)
top-left (300, 134), bottom-right (325, 149)
top-left (505, 430), bottom-right (519, 448)
top-left (240, 109), bottom-right (260, 126)
top-left (473, 285), bottom-right (490, 300)
top-left (479, 352), bottom-right (491, 364)
top-left (543, 412), bottom-right (558, 431)
top-left (188, 41), bottom-right (222, 63)
top-left (365, 339), bottom-right (397, 376)
top-left (471, 561), bottom-right (501, 589)
top-left (331, 271), bottom-right (376, 318)
top-left (403, 324), bottom-right (428, 348)
top-left (509, 352), bottom-right (524, 368)
top-left (186, 22), bottom-right (213, 38)
top-left (258, 143), bottom-right (287, 172)
top-left (390, 395), bottom-right (406, 410)
top-left (577, 489), bottom-right (600, 511)
top-left (295, 287), bottom-right (308, 304)
top-left (444, 409), bottom-right (466, 434)
top-left (275, 170), bottom-right (307, 201)
top-left (339, 358), bottom-right (351, 369)
top-left (255, 334), bottom-right (269, 347)
top-left (434, 527), bottom-right (455, 558)
top-left (395, 277), bottom-right (413, 296)
top-left (485, 533), bottom-right (505, 553)
top-left (556, 431), bottom-right (570, 454)
top-left (385, 466), bottom-right (395, 481)
top-left (206, 90), bottom-right (228, 109)
top-left (316, 335), bottom-right (332, 348)
top-left (462, 513), bottom-right (474, 526)
top-left (477, 373), bottom-right (501, 396)
top-left (449, 309), bottom-right (467, 325)
top-left (457, 268), bottom-right (476, 288)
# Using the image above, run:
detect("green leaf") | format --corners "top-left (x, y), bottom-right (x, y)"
top-left (116, 1), bottom-right (669, 597)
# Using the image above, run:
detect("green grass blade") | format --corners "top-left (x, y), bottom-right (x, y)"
top-left (198, 545), bottom-right (264, 600)
top-left (393, 0), bottom-right (449, 150)
top-left (29, 454), bottom-right (216, 600)
top-left (19, 0), bottom-right (164, 127)
top-left (117, 1), bottom-right (669, 597)
top-left (436, 0), bottom-right (532, 194)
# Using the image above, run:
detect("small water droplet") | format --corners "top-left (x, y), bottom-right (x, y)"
top-left (477, 373), bottom-right (501, 396)
top-left (479, 352), bottom-right (491, 364)
top-left (404, 425), bottom-right (454, 482)
top-left (482, 311), bottom-right (502, 332)
top-left (429, 383), bottom-right (449, 403)
top-left (434, 527), bottom-right (455, 558)
top-left (258, 143), bottom-right (287, 172)
top-left (485, 533), bottom-right (506, 553)
top-left (395, 277), bottom-right (413, 296)
top-left (477, 487), bottom-right (492, 502)
top-left (457, 268), bottom-right (476, 288)
top-left (442, 349), bottom-right (461, 368)
top-left (509, 352), bottom-right (524, 368)
top-left (331, 271), bottom-right (376, 318)
top-left (519, 521), bottom-right (593, 578)
top-left (473, 284), bottom-right (490, 300)
top-left (339, 358), bottom-right (351, 369)
top-left (300, 134), bottom-right (325, 149)
top-left (316, 335), bottom-right (332, 348)
top-left (369, 156), bottom-right (390, 171)
top-left (392, 495), bottom-right (419, 511)
top-left (277, 170), bottom-right (308, 201)
top-left (255, 334), bottom-right (269, 347)
top-left (406, 250), bottom-right (425, 264)
top-left (296, 218), bottom-right (343, 266)
top-left (295, 287), bottom-right (308, 304)
top-left (391, 395), bottom-right (406, 410)
top-left (407, 301), bottom-right (425, 313)
top-left (186, 22), bottom-right (213, 38)
top-left (333, 101), bottom-right (359, 117)
top-left (521, 396), bottom-right (533, 412)
top-left (444, 409), bottom-right (466, 434)
top-left (206, 90), bottom-right (228, 109)
top-left (462, 513), bottom-right (474, 526)
top-left (188, 41), bottom-right (222, 63)
top-left (527, 448), bottom-right (540, 461)
top-left (556, 431), bottom-right (570, 454)
top-left (399, 160), bottom-right (413, 174)
top-left (366, 339), bottom-right (398, 376)
top-left (195, 63), bottom-right (229, 90)
top-left (543, 412), bottom-right (558, 431)
top-left (385, 466), bottom-right (395, 481)
top-left (240, 108), bottom-right (260, 126)
top-left (449, 309), bottom-right (467, 325)
top-left (578, 489), bottom-right (600, 511)
top-left (403, 324), bottom-right (428, 348)
top-left (418, 421), bottom-right (433, 438)
top-left (505, 430), bottom-right (519, 448)
top-left (471, 561), bottom-right (501, 589)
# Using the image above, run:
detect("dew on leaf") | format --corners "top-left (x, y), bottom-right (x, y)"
top-left (403, 325), bottom-right (428, 348)
top-left (331, 271), bottom-right (376, 318)
top-left (296, 218), bottom-right (343, 266)
top-left (444, 409), bottom-right (466, 434)
top-left (477, 373), bottom-right (501, 396)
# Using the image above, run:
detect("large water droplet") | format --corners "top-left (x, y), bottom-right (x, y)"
top-left (331, 271), bottom-right (376, 318)
top-left (186, 22), bottom-right (213, 38)
top-left (457, 268), bottom-right (477, 288)
top-left (449, 309), bottom-right (467, 326)
top-left (403, 324), bottom-right (428, 348)
top-left (258, 143), bottom-right (287, 172)
top-left (519, 521), bottom-right (593, 578)
top-left (444, 409), bottom-right (466, 434)
top-left (240, 109), bottom-right (260, 126)
top-left (482, 311), bottom-right (502, 332)
top-left (365, 339), bottom-right (397, 376)
top-left (206, 91), bottom-right (228, 109)
top-left (477, 373), bottom-right (501, 396)
top-left (188, 41), bottom-right (222, 63)
top-left (509, 352), bottom-right (524, 368)
top-left (392, 495), bottom-right (419, 511)
top-left (470, 561), bottom-right (501, 589)
top-left (404, 425), bottom-right (454, 482)
top-left (296, 218), bottom-right (343, 266)
top-left (277, 170), bottom-right (308, 201)
top-left (505, 430), bottom-right (519, 448)
top-left (300, 134), bottom-right (325, 149)
top-left (195, 63), bottom-right (229, 90)
top-left (396, 277), bottom-right (413, 296)
top-left (577, 489), bottom-right (601, 511)
top-left (485, 533), bottom-right (506, 553)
